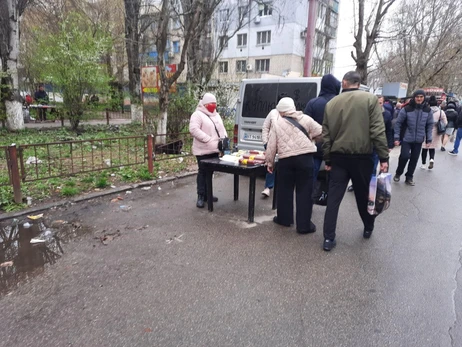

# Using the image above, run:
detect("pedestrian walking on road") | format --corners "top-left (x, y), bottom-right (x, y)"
top-left (443, 101), bottom-right (458, 150)
top-left (189, 93), bottom-right (226, 208)
top-left (448, 107), bottom-right (462, 156)
top-left (265, 97), bottom-right (322, 234)
top-left (393, 90), bottom-right (434, 186)
top-left (321, 71), bottom-right (389, 252)
top-left (420, 96), bottom-right (447, 169)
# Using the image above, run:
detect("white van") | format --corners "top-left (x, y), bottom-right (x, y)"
top-left (233, 77), bottom-right (322, 151)
top-left (233, 77), bottom-right (371, 151)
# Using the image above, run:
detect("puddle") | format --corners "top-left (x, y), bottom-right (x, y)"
top-left (0, 218), bottom-right (90, 297)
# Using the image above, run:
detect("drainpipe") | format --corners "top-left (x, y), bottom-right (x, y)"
top-left (304, 0), bottom-right (317, 77)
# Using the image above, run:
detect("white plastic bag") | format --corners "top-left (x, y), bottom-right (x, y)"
top-left (367, 172), bottom-right (392, 215)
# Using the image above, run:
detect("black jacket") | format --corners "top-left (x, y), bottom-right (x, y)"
top-left (304, 74), bottom-right (340, 158)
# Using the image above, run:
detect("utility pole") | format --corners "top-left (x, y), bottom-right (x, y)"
top-left (304, 0), bottom-right (317, 77)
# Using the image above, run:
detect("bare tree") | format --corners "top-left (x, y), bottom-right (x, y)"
top-left (351, 0), bottom-right (396, 84)
top-left (0, 0), bottom-right (34, 130)
top-left (387, 0), bottom-right (462, 92)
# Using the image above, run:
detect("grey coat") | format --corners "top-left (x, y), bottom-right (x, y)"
top-left (394, 104), bottom-right (434, 144)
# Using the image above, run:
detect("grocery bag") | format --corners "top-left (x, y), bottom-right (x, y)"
top-left (367, 172), bottom-right (392, 215)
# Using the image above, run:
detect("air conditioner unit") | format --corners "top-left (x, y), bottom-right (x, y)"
top-left (168, 51), bottom-right (175, 58)
top-left (300, 30), bottom-right (307, 39)
top-left (246, 64), bottom-right (253, 71)
top-left (254, 16), bottom-right (261, 24)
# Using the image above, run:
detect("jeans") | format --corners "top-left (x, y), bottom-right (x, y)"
top-left (265, 172), bottom-right (274, 189)
top-left (313, 156), bottom-right (323, 183)
top-left (453, 128), bottom-right (462, 154)
top-left (196, 153), bottom-right (219, 196)
top-left (395, 142), bottom-right (422, 180)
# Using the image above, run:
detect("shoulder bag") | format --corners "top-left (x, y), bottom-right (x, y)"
top-left (208, 116), bottom-right (230, 152)
top-left (437, 110), bottom-right (446, 135)
top-left (282, 116), bottom-right (311, 141)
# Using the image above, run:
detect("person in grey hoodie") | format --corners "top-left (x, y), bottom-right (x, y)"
top-left (393, 90), bottom-right (434, 186)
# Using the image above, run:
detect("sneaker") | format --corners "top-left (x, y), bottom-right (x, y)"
top-left (261, 187), bottom-right (271, 197)
top-left (363, 229), bottom-right (373, 239)
top-left (323, 239), bottom-right (337, 251)
top-left (448, 151), bottom-right (458, 156)
top-left (393, 175), bottom-right (400, 182)
top-left (405, 179), bottom-right (415, 186)
top-left (347, 185), bottom-right (354, 192)
top-left (441, 146), bottom-right (446, 151)
top-left (420, 164), bottom-right (426, 170)
top-left (428, 159), bottom-right (434, 169)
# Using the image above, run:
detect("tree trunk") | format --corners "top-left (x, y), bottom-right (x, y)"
top-left (157, 82), bottom-right (169, 145)
top-left (4, 0), bottom-right (24, 131)
top-left (123, 0), bottom-right (141, 121)
top-left (355, 54), bottom-right (368, 85)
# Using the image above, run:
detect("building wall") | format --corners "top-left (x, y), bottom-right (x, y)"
top-left (212, 0), bottom-right (339, 83)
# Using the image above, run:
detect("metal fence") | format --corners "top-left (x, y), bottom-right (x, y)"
top-left (0, 129), bottom-right (232, 204)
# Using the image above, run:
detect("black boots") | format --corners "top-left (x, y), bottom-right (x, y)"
top-left (196, 195), bottom-right (205, 208)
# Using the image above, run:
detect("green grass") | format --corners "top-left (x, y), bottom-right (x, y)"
top-left (61, 186), bottom-right (79, 197)
top-left (95, 176), bottom-right (108, 188)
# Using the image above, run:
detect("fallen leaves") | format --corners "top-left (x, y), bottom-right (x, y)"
top-left (0, 261), bottom-right (13, 268)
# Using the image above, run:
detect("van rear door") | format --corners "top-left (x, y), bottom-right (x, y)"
top-left (235, 78), bottom-right (320, 151)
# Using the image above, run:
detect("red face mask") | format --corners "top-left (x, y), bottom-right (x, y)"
top-left (205, 103), bottom-right (217, 113)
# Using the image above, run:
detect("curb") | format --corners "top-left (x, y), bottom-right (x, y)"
top-left (0, 171), bottom-right (198, 222)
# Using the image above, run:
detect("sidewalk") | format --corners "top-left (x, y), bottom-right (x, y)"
top-left (24, 118), bottom-right (132, 129)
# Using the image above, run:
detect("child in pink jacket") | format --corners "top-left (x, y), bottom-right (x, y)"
top-left (189, 93), bottom-right (227, 208)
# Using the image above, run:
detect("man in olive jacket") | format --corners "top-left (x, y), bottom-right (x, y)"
top-left (321, 71), bottom-right (389, 251)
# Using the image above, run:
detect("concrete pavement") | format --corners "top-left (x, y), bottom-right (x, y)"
top-left (1, 147), bottom-right (462, 346)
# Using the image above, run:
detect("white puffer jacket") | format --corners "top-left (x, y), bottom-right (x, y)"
top-left (265, 111), bottom-right (322, 168)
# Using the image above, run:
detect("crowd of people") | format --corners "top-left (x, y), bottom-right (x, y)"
top-left (189, 71), bottom-right (461, 252)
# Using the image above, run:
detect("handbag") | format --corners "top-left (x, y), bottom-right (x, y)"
top-left (437, 110), bottom-right (446, 135)
top-left (208, 116), bottom-right (230, 152)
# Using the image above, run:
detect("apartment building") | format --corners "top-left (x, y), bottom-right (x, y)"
top-left (211, 0), bottom-right (339, 83)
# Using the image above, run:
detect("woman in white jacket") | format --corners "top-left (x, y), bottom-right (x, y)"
top-left (189, 93), bottom-right (227, 208)
top-left (265, 97), bottom-right (322, 234)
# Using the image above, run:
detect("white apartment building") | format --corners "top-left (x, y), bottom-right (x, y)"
top-left (211, 0), bottom-right (340, 83)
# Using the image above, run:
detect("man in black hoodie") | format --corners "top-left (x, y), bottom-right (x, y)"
top-left (304, 74), bottom-right (341, 182)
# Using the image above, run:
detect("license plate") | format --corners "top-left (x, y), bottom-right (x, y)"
top-left (243, 133), bottom-right (261, 141)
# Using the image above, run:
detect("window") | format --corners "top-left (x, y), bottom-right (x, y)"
top-left (219, 61), bottom-right (228, 73)
top-left (238, 6), bottom-right (249, 21)
top-left (316, 34), bottom-right (324, 48)
top-left (256, 59), bottom-right (270, 72)
top-left (219, 35), bottom-right (229, 49)
top-left (219, 9), bottom-right (229, 22)
top-left (258, 3), bottom-right (272, 16)
top-left (236, 60), bottom-right (247, 73)
top-left (172, 41), bottom-right (180, 53)
top-left (237, 34), bottom-right (247, 47)
top-left (257, 31), bottom-right (271, 45)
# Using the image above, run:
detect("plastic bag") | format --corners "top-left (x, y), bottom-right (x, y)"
top-left (367, 172), bottom-right (392, 215)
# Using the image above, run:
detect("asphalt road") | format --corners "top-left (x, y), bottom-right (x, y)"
top-left (1, 147), bottom-right (461, 347)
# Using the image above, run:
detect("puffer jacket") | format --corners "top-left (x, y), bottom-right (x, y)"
top-left (189, 101), bottom-right (227, 156)
top-left (262, 109), bottom-right (279, 145)
top-left (304, 74), bottom-right (340, 158)
top-left (394, 104), bottom-right (434, 144)
top-left (265, 111), bottom-right (322, 168)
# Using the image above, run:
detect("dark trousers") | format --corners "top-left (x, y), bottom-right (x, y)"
top-left (421, 148), bottom-right (435, 164)
top-left (396, 142), bottom-right (422, 179)
top-left (196, 153), bottom-right (219, 196)
top-left (277, 153), bottom-right (314, 231)
top-left (37, 108), bottom-right (46, 121)
top-left (323, 156), bottom-right (375, 241)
